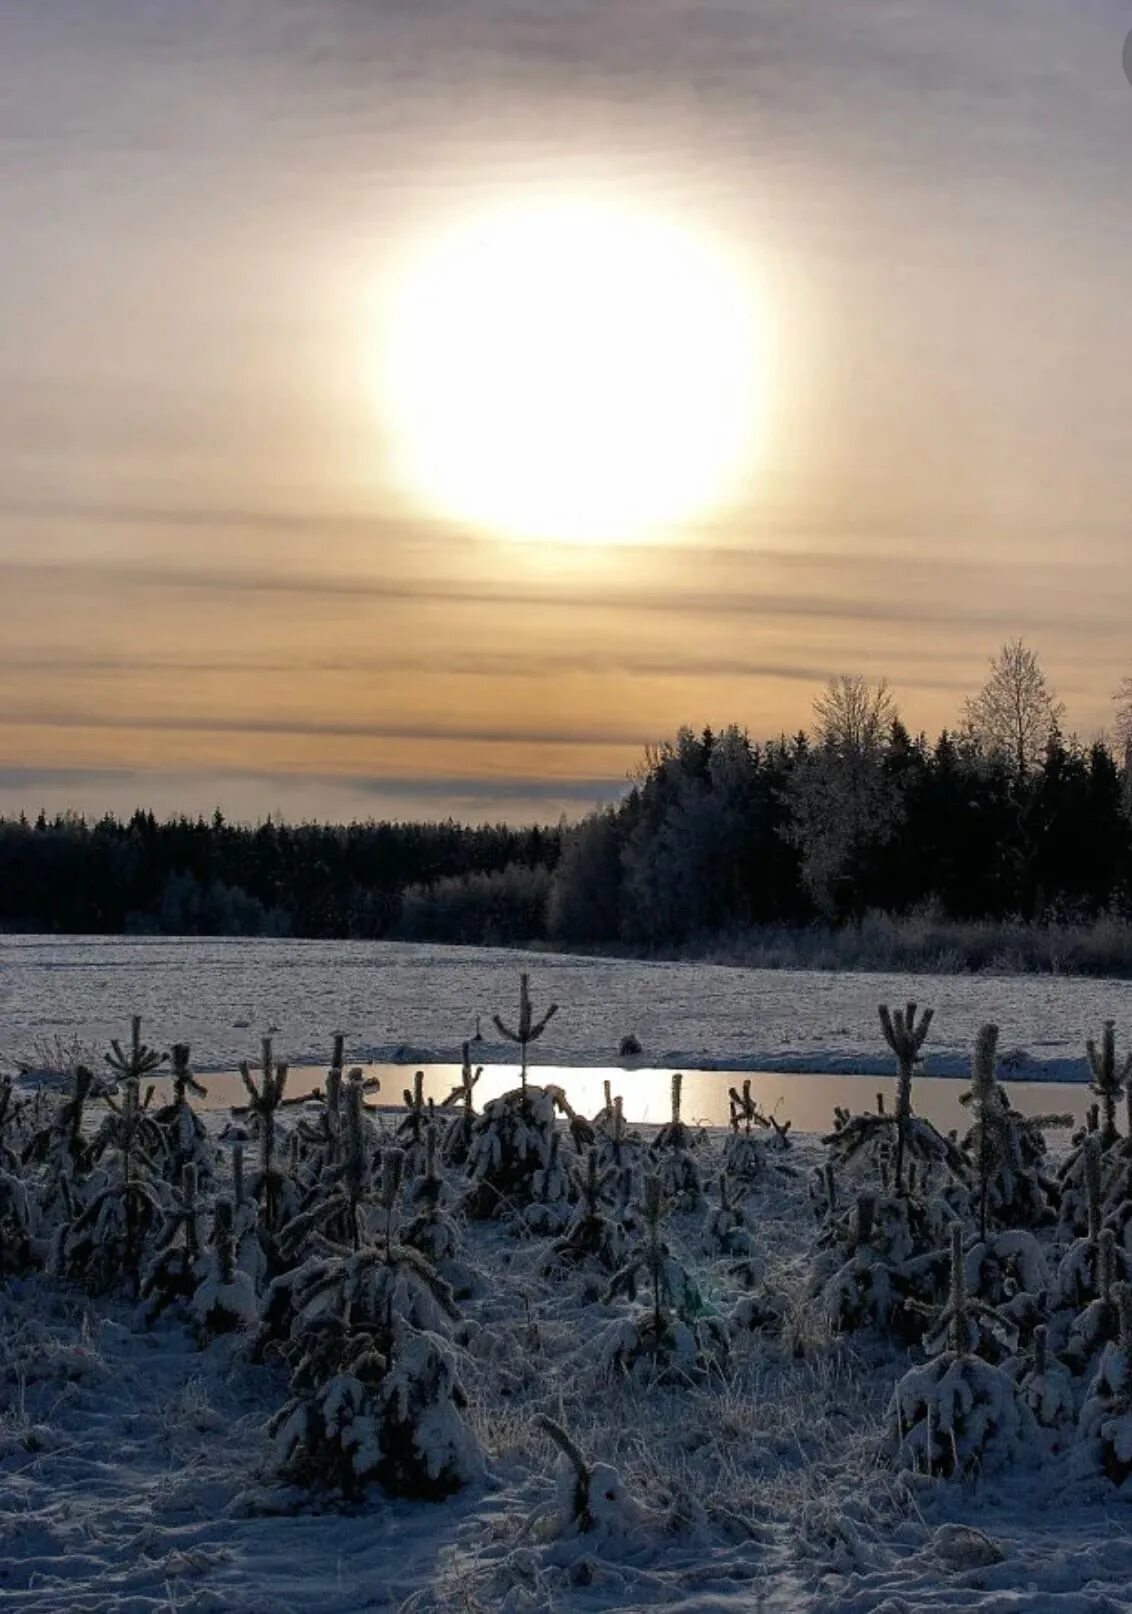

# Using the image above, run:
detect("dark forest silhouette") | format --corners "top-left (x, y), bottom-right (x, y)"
top-left (6, 666), bottom-right (1132, 961)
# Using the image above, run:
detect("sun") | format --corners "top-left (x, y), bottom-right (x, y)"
top-left (377, 194), bottom-right (766, 545)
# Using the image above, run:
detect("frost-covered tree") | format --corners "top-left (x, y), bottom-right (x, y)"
top-left (59, 1073), bottom-right (166, 1294)
top-left (267, 1152), bottom-right (482, 1499)
top-left (238, 1038), bottom-right (294, 1238)
top-left (785, 677), bottom-right (904, 919)
top-left (595, 1173), bottom-right (727, 1381)
top-left (650, 1072), bottom-right (703, 1209)
top-left (140, 1162), bottom-right (206, 1322)
top-left (1086, 1021), bottom-right (1131, 1150)
top-left (1075, 1282), bottom-right (1132, 1485)
top-left (960, 1022), bottom-right (1061, 1235)
top-left (493, 972), bottom-right (558, 1091)
top-left (543, 1148), bottom-right (624, 1272)
top-left (440, 1043), bottom-right (481, 1166)
top-left (192, 1197), bottom-right (259, 1337)
top-left (879, 1002), bottom-right (933, 1195)
top-left (154, 1042), bottom-right (211, 1181)
top-left (963, 639), bottom-right (1063, 777)
top-left (887, 1227), bottom-right (1033, 1477)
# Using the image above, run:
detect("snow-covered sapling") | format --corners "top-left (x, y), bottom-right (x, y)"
top-left (879, 1001), bottom-right (933, 1195)
top-left (1018, 1324), bottom-right (1075, 1440)
top-left (154, 1043), bottom-right (211, 1181)
top-left (105, 1014), bottom-right (167, 1089)
top-left (192, 1197), bottom-right (259, 1338)
top-left (140, 1162), bottom-right (206, 1322)
top-left (703, 1174), bottom-right (756, 1258)
top-left (825, 1022), bottom-right (964, 1197)
top-left (1076, 1282), bottom-right (1132, 1485)
top-left (59, 1074), bottom-right (166, 1294)
top-left (441, 1043), bottom-right (481, 1165)
top-left (650, 1073), bottom-right (703, 1209)
top-left (403, 1125), bottom-right (461, 1265)
top-left (595, 1093), bottom-right (641, 1177)
top-left (544, 1148), bottom-right (624, 1272)
top-left (492, 972), bottom-right (558, 1093)
top-left (1087, 1021), bottom-right (1131, 1150)
top-left (397, 1070), bottom-right (430, 1168)
top-left (887, 1226), bottom-right (1034, 1477)
top-left (961, 1022), bottom-right (1062, 1236)
top-left (597, 1173), bottom-right (725, 1381)
top-left (238, 1037), bottom-right (292, 1236)
top-left (23, 1063), bottom-right (98, 1185)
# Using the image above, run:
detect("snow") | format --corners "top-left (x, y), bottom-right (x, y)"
top-left (6, 933), bottom-right (1132, 1082)
top-left (9, 939), bottom-right (1132, 1610)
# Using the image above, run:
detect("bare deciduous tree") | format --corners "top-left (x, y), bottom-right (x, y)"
top-left (963, 640), bottom-right (1063, 777)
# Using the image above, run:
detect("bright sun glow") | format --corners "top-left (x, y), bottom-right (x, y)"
top-left (378, 195), bottom-right (766, 544)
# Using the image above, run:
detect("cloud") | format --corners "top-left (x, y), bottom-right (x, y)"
top-left (3, 553), bottom-right (1116, 635)
top-left (0, 707), bottom-right (644, 748)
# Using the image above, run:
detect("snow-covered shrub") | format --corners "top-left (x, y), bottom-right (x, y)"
top-left (267, 1161), bottom-right (482, 1500)
top-left (140, 1162), bottom-right (206, 1323)
top-left (153, 1042), bottom-right (212, 1182)
top-left (1058, 1109), bottom-right (1106, 1240)
top-left (887, 1228), bottom-right (1035, 1477)
top-left (542, 1148), bottom-right (624, 1272)
top-left (0, 1160), bottom-right (36, 1275)
top-left (809, 1191), bottom-right (954, 1341)
top-left (650, 1073), bottom-right (703, 1210)
top-left (281, 1071), bottom-right (377, 1258)
top-left (594, 1092), bottom-right (641, 1176)
top-left (230, 1142), bottom-right (267, 1292)
top-left (1017, 1324), bottom-right (1075, 1441)
top-left (192, 1197), bottom-right (259, 1338)
top-left (594, 1174), bottom-right (727, 1382)
top-left (465, 1084), bottom-right (575, 1219)
top-left (522, 1130), bottom-right (572, 1234)
top-left (396, 1069), bottom-right (432, 1173)
top-left (961, 1023), bottom-right (1062, 1235)
top-left (531, 1414), bottom-right (646, 1540)
top-left (702, 1174), bottom-right (756, 1258)
top-left (403, 1126), bottom-right (462, 1266)
top-left (723, 1085), bottom-right (768, 1183)
top-left (1086, 1021), bottom-right (1131, 1150)
top-left (22, 1063), bottom-right (99, 1190)
top-left (58, 1073), bottom-right (166, 1295)
top-left (825, 1084), bottom-right (964, 1201)
top-left (238, 1038), bottom-right (298, 1241)
top-left (1075, 1282), bottom-right (1132, 1485)
top-left (1051, 1145), bottom-right (1131, 1316)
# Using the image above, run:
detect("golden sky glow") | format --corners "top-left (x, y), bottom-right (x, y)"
top-left (2, 4), bottom-right (1131, 823)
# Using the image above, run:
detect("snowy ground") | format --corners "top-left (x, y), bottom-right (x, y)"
top-left (4, 1104), bottom-right (1132, 1614)
top-left (6, 936), bottom-right (1132, 1611)
top-left (5, 934), bottom-right (1132, 1082)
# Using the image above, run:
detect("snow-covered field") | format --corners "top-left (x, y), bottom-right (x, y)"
top-left (4, 1068), bottom-right (1132, 1614)
top-left (7, 937), bottom-right (1132, 1614)
top-left (5, 934), bottom-right (1132, 1082)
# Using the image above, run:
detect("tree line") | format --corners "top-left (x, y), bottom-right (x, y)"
top-left (6, 640), bottom-right (1132, 949)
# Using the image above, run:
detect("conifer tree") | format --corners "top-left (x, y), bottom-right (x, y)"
top-left (492, 972), bottom-right (558, 1093)
top-left (1087, 1021), bottom-right (1131, 1150)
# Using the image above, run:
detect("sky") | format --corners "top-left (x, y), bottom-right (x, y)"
top-left (2, 1), bottom-right (1131, 825)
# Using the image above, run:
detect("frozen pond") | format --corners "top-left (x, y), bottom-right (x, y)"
top-left (4, 932), bottom-right (1132, 1085)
